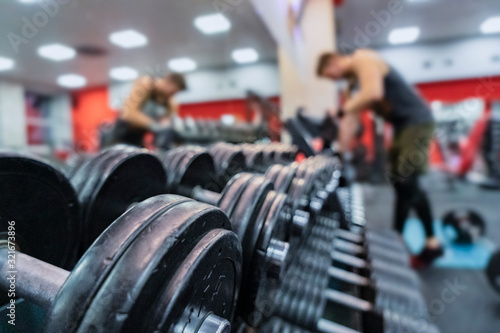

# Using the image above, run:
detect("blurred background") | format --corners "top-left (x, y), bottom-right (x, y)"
top-left (0, 0), bottom-right (499, 332)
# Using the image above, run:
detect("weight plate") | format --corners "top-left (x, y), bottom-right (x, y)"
top-left (218, 173), bottom-right (255, 220)
top-left (442, 210), bottom-right (486, 244)
top-left (265, 165), bottom-right (283, 184)
top-left (0, 152), bottom-right (80, 269)
top-left (232, 189), bottom-right (276, 324)
top-left (209, 144), bottom-right (226, 173)
top-left (288, 178), bottom-right (308, 210)
top-left (176, 149), bottom-right (216, 192)
top-left (262, 148), bottom-right (276, 166)
top-left (246, 192), bottom-right (289, 323)
top-left (221, 150), bottom-right (246, 181)
top-left (162, 147), bottom-right (190, 190)
top-left (243, 150), bottom-right (265, 172)
top-left (486, 250), bottom-right (500, 294)
top-left (70, 148), bottom-right (115, 196)
top-left (77, 199), bottom-right (234, 332)
top-left (147, 229), bottom-right (241, 332)
top-left (77, 148), bottom-right (167, 252)
top-left (229, 176), bottom-right (273, 270)
top-left (45, 195), bottom-right (190, 333)
top-left (274, 166), bottom-right (297, 194)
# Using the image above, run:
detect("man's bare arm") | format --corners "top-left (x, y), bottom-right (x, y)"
top-left (344, 58), bottom-right (384, 115)
top-left (338, 113), bottom-right (359, 153)
top-left (121, 77), bottom-right (156, 129)
top-left (339, 54), bottom-right (385, 152)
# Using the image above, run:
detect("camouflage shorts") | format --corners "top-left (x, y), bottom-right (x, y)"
top-left (388, 122), bottom-right (435, 180)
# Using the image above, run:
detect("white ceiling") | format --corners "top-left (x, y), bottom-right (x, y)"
top-left (335, 0), bottom-right (500, 48)
top-left (2, 0), bottom-right (500, 94)
top-left (0, 0), bottom-right (277, 93)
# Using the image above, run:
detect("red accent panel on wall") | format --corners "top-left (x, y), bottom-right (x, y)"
top-left (178, 99), bottom-right (248, 120)
top-left (72, 87), bottom-right (117, 152)
top-left (416, 76), bottom-right (500, 104)
top-left (415, 77), bottom-right (499, 168)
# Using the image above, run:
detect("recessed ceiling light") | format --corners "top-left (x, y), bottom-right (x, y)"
top-left (109, 30), bottom-right (148, 48)
top-left (57, 74), bottom-right (87, 89)
top-left (232, 48), bottom-right (259, 64)
top-left (194, 14), bottom-right (231, 34)
top-left (168, 58), bottom-right (197, 73)
top-left (0, 56), bottom-right (14, 71)
top-left (110, 66), bottom-right (139, 81)
top-left (388, 26), bottom-right (420, 45)
top-left (481, 16), bottom-right (500, 34)
top-left (38, 44), bottom-right (76, 61)
top-left (18, 0), bottom-right (38, 3)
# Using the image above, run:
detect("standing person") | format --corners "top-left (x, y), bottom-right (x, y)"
top-left (317, 49), bottom-right (443, 268)
top-left (109, 73), bottom-right (187, 148)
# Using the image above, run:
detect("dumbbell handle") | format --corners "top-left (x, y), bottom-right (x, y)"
top-left (331, 251), bottom-right (367, 269)
top-left (0, 246), bottom-right (69, 310)
top-left (324, 288), bottom-right (374, 312)
top-left (333, 238), bottom-right (365, 255)
top-left (328, 266), bottom-right (369, 286)
top-left (317, 318), bottom-right (361, 333)
top-left (178, 185), bottom-right (220, 206)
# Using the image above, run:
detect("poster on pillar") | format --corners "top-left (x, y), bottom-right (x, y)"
top-left (250, 0), bottom-right (337, 118)
top-left (250, 0), bottom-right (311, 76)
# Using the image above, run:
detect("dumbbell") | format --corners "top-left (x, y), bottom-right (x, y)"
top-left (63, 145), bottom-right (167, 256)
top-left (0, 152), bottom-right (242, 332)
top-left (162, 146), bottom-right (311, 241)
top-left (282, 222), bottom-right (425, 317)
top-left (296, 190), bottom-right (421, 295)
top-left (274, 273), bottom-right (439, 333)
top-left (209, 143), bottom-right (246, 191)
top-left (0, 151), bottom-right (81, 269)
top-left (316, 196), bottom-right (418, 287)
top-left (273, 223), bottom-right (435, 333)
top-left (240, 145), bottom-right (267, 172)
top-left (160, 147), bottom-right (298, 323)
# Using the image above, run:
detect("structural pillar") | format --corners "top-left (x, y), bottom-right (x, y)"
top-left (251, 0), bottom-right (337, 120)
top-left (0, 81), bottom-right (27, 148)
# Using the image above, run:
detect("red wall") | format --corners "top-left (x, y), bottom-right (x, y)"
top-left (72, 87), bottom-right (117, 152)
top-left (179, 99), bottom-right (248, 120)
top-left (415, 77), bottom-right (499, 169)
top-left (417, 76), bottom-right (500, 107)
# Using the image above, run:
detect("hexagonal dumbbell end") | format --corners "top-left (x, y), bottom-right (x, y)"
top-left (266, 238), bottom-right (290, 280)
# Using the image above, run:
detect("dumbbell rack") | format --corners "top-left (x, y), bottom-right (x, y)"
top-left (0, 144), bottom-right (439, 333)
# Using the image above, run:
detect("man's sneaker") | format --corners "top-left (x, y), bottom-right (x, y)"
top-left (411, 246), bottom-right (444, 270)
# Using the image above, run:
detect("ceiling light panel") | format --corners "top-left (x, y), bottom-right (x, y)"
top-left (168, 58), bottom-right (197, 72)
top-left (388, 26), bottom-right (420, 45)
top-left (110, 67), bottom-right (139, 81)
top-left (194, 14), bottom-right (231, 34)
top-left (38, 44), bottom-right (76, 61)
top-left (57, 74), bottom-right (87, 88)
top-left (481, 16), bottom-right (500, 34)
top-left (109, 30), bottom-right (148, 48)
top-left (0, 56), bottom-right (15, 71)
top-left (232, 48), bottom-right (259, 64)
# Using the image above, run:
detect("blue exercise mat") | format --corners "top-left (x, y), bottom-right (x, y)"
top-left (402, 218), bottom-right (495, 269)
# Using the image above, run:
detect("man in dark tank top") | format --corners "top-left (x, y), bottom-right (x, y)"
top-left (110, 73), bottom-right (187, 148)
top-left (317, 49), bottom-right (443, 269)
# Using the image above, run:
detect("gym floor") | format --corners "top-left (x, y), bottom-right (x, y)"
top-left (363, 170), bottom-right (500, 333)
